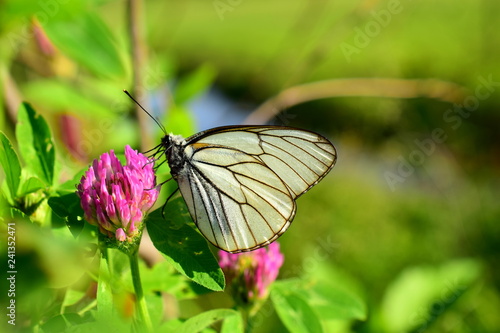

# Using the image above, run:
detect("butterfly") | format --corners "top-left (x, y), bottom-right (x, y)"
top-left (152, 125), bottom-right (337, 253)
top-left (124, 90), bottom-right (337, 253)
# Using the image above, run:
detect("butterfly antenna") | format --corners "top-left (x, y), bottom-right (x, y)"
top-left (143, 143), bottom-right (162, 154)
top-left (123, 89), bottom-right (167, 134)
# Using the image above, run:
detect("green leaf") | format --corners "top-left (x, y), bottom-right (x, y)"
top-left (271, 282), bottom-right (323, 333)
top-left (146, 197), bottom-right (225, 291)
top-left (10, 173), bottom-right (52, 222)
top-left (44, 12), bottom-right (126, 79)
top-left (146, 293), bottom-right (165, 328)
top-left (160, 319), bottom-right (183, 332)
top-left (177, 309), bottom-right (240, 333)
top-left (301, 264), bottom-right (366, 321)
top-left (40, 313), bottom-right (87, 332)
top-left (174, 63), bottom-right (217, 105)
top-left (141, 261), bottom-right (186, 295)
top-left (62, 289), bottom-right (86, 308)
top-left (17, 176), bottom-right (46, 197)
top-left (48, 192), bottom-right (85, 237)
top-left (48, 171), bottom-right (92, 237)
top-left (221, 311), bottom-right (244, 333)
top-left (380, 259), bottom-right (482, 333)
top-left (141, 260), bottom-right (214, 299)
top-left (307, 281), bottom-right (366, 321)
top-left (0, 131), bottom-right (21, 200)
top-left (15, 103), bottom-right (55, 186)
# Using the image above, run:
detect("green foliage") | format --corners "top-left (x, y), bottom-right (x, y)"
top-left (0, 132), bottom-right (21, 201)
top-left (146, 200), bottom-right (225, 292)
top-left (140, 261), bottom-right (197, 299)
top-left (44, 12), bottom-right (127, 79)
top-left (40, 313), bottom-right (90, 332)
top-left (220, 311), bottom-right (244, 333)
top-left (270, 266), bottom-right (367, 333)
top-left (15, 103), bottom-right (55, 186)
top-left (0, 104), bottom-right (222, 332)
top-left (271, 281), bottom-right (323, 333)
top-left (48, 192), bottom-right (85, 237)
top-left (0, 103), bottom-right (55, 222)
top-left (380, 259), bottom-right (481, 333)
top-left (176, 309), bottom-right (241, 333)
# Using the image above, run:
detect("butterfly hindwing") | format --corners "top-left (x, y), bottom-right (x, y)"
top-left (177, 143), bottom-right (295, 252)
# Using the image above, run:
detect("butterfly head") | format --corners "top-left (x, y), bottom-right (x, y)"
top-left (160, 134), bottom-right (171, 150)
top-left (160, 134), bottom-right (185, 150)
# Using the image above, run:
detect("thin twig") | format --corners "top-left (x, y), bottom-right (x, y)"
top-left (244, 78), bottom-right (469, 125)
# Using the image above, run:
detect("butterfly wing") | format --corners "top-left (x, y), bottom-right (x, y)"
top-left (176, 126), bottom-right (336, 253)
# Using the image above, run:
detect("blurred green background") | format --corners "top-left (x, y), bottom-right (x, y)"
top-left (1, 0), bottom-right (499, 332)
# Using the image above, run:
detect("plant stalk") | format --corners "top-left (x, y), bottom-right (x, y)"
top-left (129, 250), bottom-right (153, 332)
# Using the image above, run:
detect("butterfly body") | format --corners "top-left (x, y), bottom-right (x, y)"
top-left (162, 134), bottom-right (188, 178)
top-left (159, 125), bottom-right (337, 253)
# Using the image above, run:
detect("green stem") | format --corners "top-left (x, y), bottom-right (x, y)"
top-left (240, 298), bottom-right (265, 333)
top-left (129, 250), bottom-right (153, 332)
top-left (244, 312), bottom-right (253, 333)
top-left (239, 306), bottom-right (250, 333)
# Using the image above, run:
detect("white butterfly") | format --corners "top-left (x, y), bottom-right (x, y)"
top-left (153, 125), bottom-right (337, 253)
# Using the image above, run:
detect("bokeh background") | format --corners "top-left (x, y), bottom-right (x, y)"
top-left (1, 0), bottom-right (499, 332)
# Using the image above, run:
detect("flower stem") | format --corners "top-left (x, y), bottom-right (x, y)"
top-left (239, 306), bottom-right (249, 333)
top-left (129, 250), bottom-right (153, 332)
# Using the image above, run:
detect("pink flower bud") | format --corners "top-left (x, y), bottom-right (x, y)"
top-left (77, 146), bottom-right (159, 242)
top-left (219, 242), bottom-right (284, 302)
top-left (116, 228), bottom-right (127, 242)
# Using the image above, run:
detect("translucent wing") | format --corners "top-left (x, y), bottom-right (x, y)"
top-left (176, 126), bottom-right (337, 253)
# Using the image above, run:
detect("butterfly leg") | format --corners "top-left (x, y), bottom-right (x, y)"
top-left (161, 187), bottom-right (180, 219)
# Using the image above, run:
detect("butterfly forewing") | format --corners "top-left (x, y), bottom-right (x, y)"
top-left (170, 126), bottom-right (336, 253)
